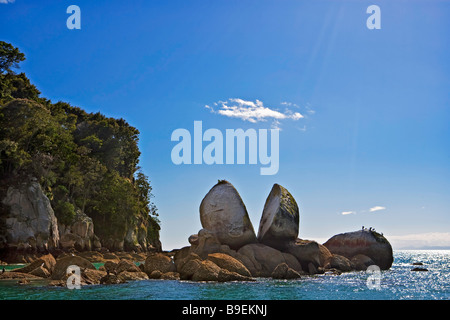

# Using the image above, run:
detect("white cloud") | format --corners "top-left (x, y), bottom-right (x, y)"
top-left (271, 120), bottom-right (282, 130)
top-left (206, 98), bottom-right (304, 124)
top-left (369, 206), bottom-right (386, 212)
top-left (340, 205), bottom-right (386, 215)
top-left (0, 0), bottom-right (15, 4)
top-left (281, 101), bottom-right (300, 108)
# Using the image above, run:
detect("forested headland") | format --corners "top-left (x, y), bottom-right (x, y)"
top-left (0, 41), bottom-right (161, 262)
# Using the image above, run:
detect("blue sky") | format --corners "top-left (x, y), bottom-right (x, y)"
top-left (1, 0), bottom-right (449, 250)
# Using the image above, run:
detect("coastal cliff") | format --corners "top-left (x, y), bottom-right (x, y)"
top-left (0, 42), bottom-right (161, 263)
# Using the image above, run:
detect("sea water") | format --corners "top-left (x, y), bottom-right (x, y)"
top-left (0, 250), bottom-right (449, 300)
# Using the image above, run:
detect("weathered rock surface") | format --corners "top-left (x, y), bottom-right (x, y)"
top-left (102, 252), bottom-right (120, 262)
top-left (189, 229), bottom-right (223, 258)
top-left (257, 184), bottom-right (299, 249)
top-left (351, 254), bottom-right (375, 271)
top-left (116, 259), bottom-right (141, 273)
top-left (149, 270), bottom-right (180, 280)
top-left (191, 259), bottom-right (222, 281)
top-left (0, 271), bottom-right (43, 280)
top-left (58, 211), bottom-right (96, 252)
top-left (217, 268), bottom-right (253, 282)
top-left (78, 251), bottom-right (107, 263)
top-left (199, 181), bottom-right (256, 250)
top-left (51, 255), bottom-right (96, 280)
top-left (14, 253), bottom-right (56, 275)
top-left (1, 181), bottom-right (59, 252)
top-left (284, 239), bottom-right (332, 271)
top-left (117, 271), bottom-right (149, 281)
top-left (104, 261), bottom-right (118, 274)
top-left (144, 253), bottom-right (176, 276)
top-left (237, 243), bottom-right (302, 277)
top-left (81, 268), bottom-right (107, 285)
top-left (329, 254), bottom-right (353, 272)
top-left (207, 253), bottom-right (252, 278)
top-left (323, 230), bottom-right (393, 270)
top-left (28, 265), bottom-right (50, 277)
top-left (100, 274), bottom-right (122, 285)
top-left (271, 263), bottom-right (301, 279)
top-left (101, 238), bottom-right (125, 252)
top-left (179, 257), bottom-right (203, 280)
top-left (124, 220), bottom-right (151, 252)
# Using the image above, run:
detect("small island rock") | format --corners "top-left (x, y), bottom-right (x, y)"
top-left (323, 229), bottom-right (393, 270)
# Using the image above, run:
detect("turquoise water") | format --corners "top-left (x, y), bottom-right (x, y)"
top-left (1, 250), bottom-right (449, 300)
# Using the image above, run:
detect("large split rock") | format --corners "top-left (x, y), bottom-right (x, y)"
top-left (257, 184), bottom-right (299, 250)
top-left (199, 180), bottom-right (256, 250)
top-left (323, 229), bottom-right (393, 270)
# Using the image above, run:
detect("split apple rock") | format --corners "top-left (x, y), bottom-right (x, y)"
top-left (199, 180), bottom-right (257, 250)
top-left (257, 183), bottom-right (299, 250)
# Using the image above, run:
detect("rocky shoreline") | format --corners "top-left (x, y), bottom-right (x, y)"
top-left (1, 180), bottom-right (394, 287)
top-left (0, 179), bottom-right (161, 265)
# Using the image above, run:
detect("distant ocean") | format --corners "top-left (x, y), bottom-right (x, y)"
top-left (0, 250), bottom-right (449, 300)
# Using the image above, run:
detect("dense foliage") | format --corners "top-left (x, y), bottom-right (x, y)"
top-left (0, 41), bottom-right (160, 248)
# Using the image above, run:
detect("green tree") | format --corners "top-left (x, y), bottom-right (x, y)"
top-left (0, 41), bottom-right (25, 74)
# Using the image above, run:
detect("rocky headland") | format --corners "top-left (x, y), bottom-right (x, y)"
top-left (0, 179), bottom-right (161, 265)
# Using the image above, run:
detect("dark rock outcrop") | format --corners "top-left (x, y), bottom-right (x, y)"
top-left (1, 180), bottom-right (59, 254)
top-left (329, 254), bottom-right (353, 272)
top-left (351, 254), bottom-right (375, 271)
top-left (144, 253), bottom-right (176, 276)
top-left (323, 229), bottom-right (393, 270)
